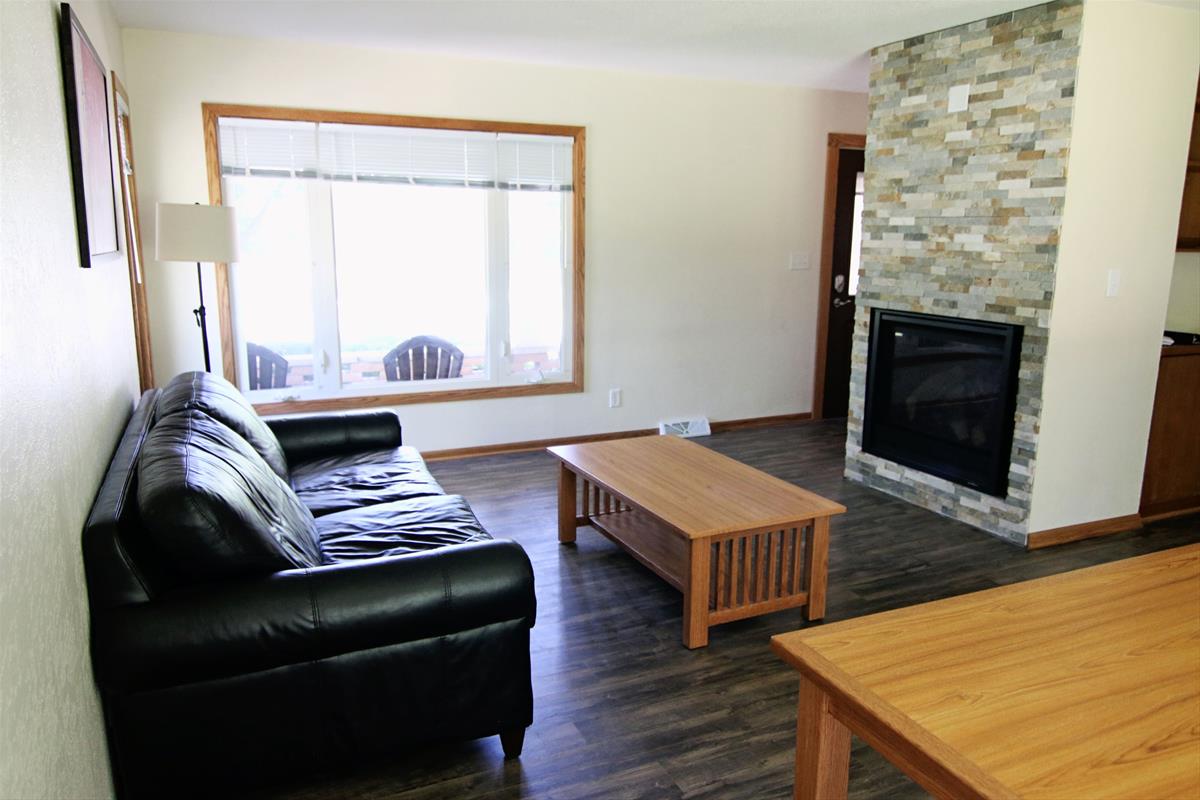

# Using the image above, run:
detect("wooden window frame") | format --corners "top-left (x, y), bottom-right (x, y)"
top-left (201, 102), bottom-right (585, 414)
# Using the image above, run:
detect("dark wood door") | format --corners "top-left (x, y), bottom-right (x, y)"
top-left (821, 147), bottom-right (864, 419)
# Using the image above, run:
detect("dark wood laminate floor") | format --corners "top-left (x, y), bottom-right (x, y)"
top-left (261, 420), bottom-right (1200, 800)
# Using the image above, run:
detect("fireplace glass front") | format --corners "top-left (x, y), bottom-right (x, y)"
top-left (862, 309), bottom-right (1023, 497)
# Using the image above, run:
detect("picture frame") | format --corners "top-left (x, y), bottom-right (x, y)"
top-left (59, 2), bottom-right (118, 268)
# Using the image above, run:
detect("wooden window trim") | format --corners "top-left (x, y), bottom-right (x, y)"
top-left (200, 102), bottom-right (585, 414)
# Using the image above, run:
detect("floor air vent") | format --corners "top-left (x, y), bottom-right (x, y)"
top-left (658, 417), bottom-right (711, 438)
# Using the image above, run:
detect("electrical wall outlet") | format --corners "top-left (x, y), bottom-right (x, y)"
top-left (608, 388), bottom-right (622, 408)
top-left (1106, 269), bottom-right (1121, 297)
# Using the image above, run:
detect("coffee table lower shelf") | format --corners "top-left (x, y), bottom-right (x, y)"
top-left (562, 471), bottom-right (827, 648)
top-left (587, 508), bottom-right (688, 590)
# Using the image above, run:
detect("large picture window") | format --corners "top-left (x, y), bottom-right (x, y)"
top-left (202, 105), bottom-right (584, 413)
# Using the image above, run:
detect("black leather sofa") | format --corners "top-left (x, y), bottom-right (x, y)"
top-left (83, 372), bottom-right (536, 798)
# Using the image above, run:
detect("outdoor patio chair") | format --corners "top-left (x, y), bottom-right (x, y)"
top-left (246, 342), bottom-right (289, 390)
top-left (383, 336), bottom-right (464, 381)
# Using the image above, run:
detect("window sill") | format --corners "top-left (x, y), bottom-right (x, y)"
top-left (251, 376), bottom-right (583, 416)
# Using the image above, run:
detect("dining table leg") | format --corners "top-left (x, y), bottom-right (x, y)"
top-left (794, 674), bottom-right (851, 800)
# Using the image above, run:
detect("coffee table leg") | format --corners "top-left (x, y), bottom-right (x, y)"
top-left (558, 464), bottom-right (577, 544)
top-left (683, 539), bottom-right (710, 648)
top-left (794, 674), bottom-right (851, 800)
top-left (804, 517), bottom-right (830, 621)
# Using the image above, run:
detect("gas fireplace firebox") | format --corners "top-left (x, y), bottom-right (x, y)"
top-left (862, 309), bottom-right (1023, 497)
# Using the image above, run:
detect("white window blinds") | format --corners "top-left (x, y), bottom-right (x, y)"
top-left (218, 118), bottom-right (321, 178)
top-left (218, 117), bottom-right (574, 191)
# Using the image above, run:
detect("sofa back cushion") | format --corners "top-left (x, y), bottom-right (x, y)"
top-left (138, 409), bottom-right (322, 580)
top-left (157, 371), bottom-right (289, 479)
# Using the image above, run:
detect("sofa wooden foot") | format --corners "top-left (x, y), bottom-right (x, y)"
top-left (500, 727), bottom-right (526, 759)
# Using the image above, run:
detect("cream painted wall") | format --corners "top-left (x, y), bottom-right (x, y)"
top-left (120, 29), bottom-right (868, 451)
top-left (1165, 252), bottom-right (1200, 333)
top-left (1027, 0), bottom-right (1200, 532)
top-left (0, 1), bottom-right (139, 797)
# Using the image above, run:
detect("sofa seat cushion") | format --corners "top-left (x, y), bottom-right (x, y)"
top-left (317, 494), bottom-right (491, 563)
top-left (138, 409), bottom-right (323, 580)
top-left (157, 371), bottom-right (290, 480)
top-left (289, 446), bottom-right (444, 516)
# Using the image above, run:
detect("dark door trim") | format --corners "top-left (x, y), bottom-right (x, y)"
top-left (812, 132), bottom-right (866, 420)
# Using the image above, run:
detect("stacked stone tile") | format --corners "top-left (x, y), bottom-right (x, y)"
top-left (844, 0), bottom-right (1082, 543)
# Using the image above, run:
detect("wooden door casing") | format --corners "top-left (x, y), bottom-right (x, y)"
top-left (814, 137), bottom-right (865, 419)
top-left (112, 72), bottom-right (154, 392)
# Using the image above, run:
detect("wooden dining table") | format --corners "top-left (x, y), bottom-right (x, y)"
top-left (771, 544), bottom-right (1200, 800)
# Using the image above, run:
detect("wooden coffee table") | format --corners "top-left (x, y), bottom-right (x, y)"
top-left (549, 435), bottom-right (845, 648)
top-left (772, 544), bottom-right (1200, 800)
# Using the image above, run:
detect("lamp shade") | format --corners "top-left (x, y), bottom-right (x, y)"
top-left (155, 202), bottom-right (239, 263)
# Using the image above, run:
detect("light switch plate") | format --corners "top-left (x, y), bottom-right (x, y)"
top-left (789, 252), bottom-right (810, 271)
top-left (1106, 269), bottom-right (1121, 297)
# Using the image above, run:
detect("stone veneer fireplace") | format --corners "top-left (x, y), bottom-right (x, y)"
top-left (844, 0), bottom-right (1083, 543)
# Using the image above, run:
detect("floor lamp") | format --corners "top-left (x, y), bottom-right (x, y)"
top-left (155, 202), bottom-right (239, 373)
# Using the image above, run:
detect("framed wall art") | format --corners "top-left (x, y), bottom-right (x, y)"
top-left (59, 2), bottom-right (118, 268)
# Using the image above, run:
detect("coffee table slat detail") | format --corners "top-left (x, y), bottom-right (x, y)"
top-left (550, 436), bottom-right (845, 648)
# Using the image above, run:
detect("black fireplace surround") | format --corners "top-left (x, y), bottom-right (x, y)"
top-left (862, 309), bottom-right (1023, 497)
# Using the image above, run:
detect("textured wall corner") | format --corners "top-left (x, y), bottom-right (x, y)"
top-left (0, 1), bottom-right (136, 797)
top-left (844, 0), bottom-right (1083, 542)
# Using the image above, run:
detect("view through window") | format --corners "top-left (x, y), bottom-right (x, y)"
top-left (211, 110), bottom-right (581, 406)
top-left (332, 183), bottom-right (490, 385)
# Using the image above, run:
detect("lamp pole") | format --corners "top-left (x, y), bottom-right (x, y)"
top-left (193, 259), bottom-right (211, 372)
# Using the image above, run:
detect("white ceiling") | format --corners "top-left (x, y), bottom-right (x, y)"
top-left (112, 0), bottom-right (1063, 92)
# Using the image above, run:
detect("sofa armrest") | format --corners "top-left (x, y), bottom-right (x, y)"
top-left (93, 539), bottom-right (535, 694)
top-left (265, 409), bottom-right (403, 464)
